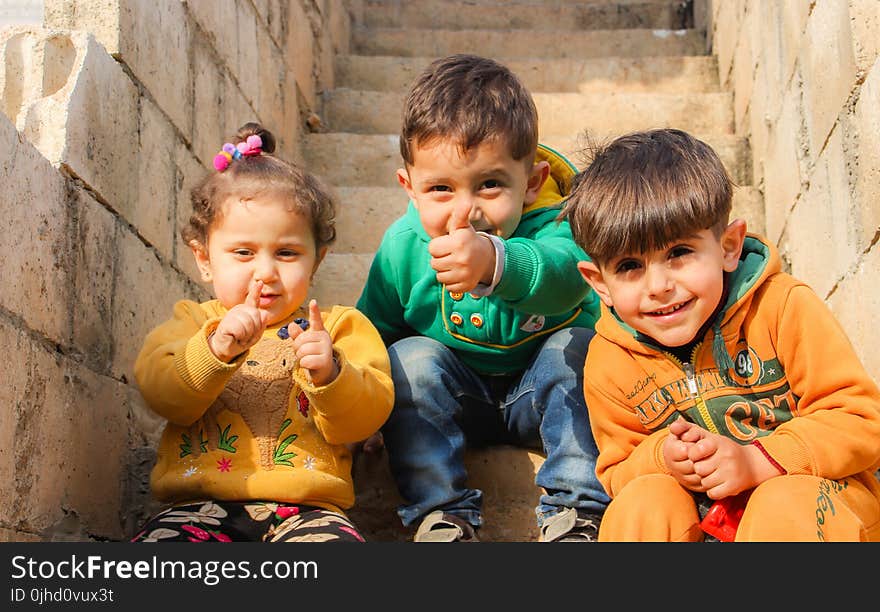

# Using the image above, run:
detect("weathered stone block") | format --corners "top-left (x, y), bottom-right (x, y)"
top-left (187, 0), bottom-right (240, 79)
top-left (780, 0), bottom-right (811, 85)
top-left (786, 128), bottom-right (854, 299)
top-left (732, 11), bottom-right (755, 135)
top-left (848, 56), bottom-right (880, 256)
top-left (69, 188), bottom-right (117, 375)
top-left (747, 59), bottom-right (770, 187)
top-left (16, 30), bottom-right (139, 222)
top-left (829, 246), bottom-right (880, 382)
top-left (732, 185), bottom-right (765, 236)
top-left (0, 111), bottom-right (69, 345)
top-left (712, 0), bottom-right (742, 87)
top-left (255, 29), bottom-right (300, 160)
top-left (327, 0), bottom-right (352, 57)
top-left (135, 97), bottom-right (177, 262)
top-left (763, 84), bottom-right (803, 244)
top-left (0, 320), bottom-right (127, 540)
top-left (754, 0), bottom-right (784, 124)
top-left (51, 363), bottom-right (129, 540)
top-left (287, 0), bottom-right (316, 110)
top-left (110, 226), bottom-right (194, 385)
top-left (799, 0), bottom-right (857, 163)
top-left (65, 0), bottom-right (192, 142)
top-left (191, 35), bottom-right (224, 168)
top-left (173, 141), bottom-right (208, 285)
top-left (848, 0), bottom-right (880, 72)
top-left (235, 5), bottom-right (261, 104)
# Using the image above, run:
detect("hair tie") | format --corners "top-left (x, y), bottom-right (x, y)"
top-left (212, 135), bottom-right (263, 172)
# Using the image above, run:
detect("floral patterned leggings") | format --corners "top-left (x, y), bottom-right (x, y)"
top-left (131, 500), bottom-right (365, 543)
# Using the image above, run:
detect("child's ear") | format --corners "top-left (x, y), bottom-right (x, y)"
top-left (396, 167), bottom-right (416, 203)
top-left (190, 240), bottom-right (212, 282)
top-left (577, 260), bottom-right (613, 307)
top-left (720, 219), bottom-right (747, 272)
top-left (523, 160), bottom-right (551, 205)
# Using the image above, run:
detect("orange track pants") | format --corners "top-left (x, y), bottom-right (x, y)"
top-left (598, 472), bottom-right (880, 542)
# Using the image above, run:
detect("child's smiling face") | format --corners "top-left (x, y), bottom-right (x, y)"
top-left (397, 137), bottom-right (547, 240)
top-left (192, 195), bottom-right (323, 326)
top-left (578, 222), bottom-right (745, 347)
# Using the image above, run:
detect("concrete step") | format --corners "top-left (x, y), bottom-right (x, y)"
top-left (336, 54), bottom-right (721, 94)
top-left (320, 88), bottom-right (734, 136)
top-left (352, 26), bottom-right (706, 59)
top-left (329, 184), bottom-right (766, 257)
top-left (362, 0), bottom-right (692, 31)
top-left (304, 132), bottom-right (752, 188)
top-left (348, 446), bottom-right (546, 542)
top-left (311, 252), bottom-right (374, 308)
top-left (332, 187), bottom-right (408, 254)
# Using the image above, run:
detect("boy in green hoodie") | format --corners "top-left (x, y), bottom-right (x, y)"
top-left (356, 54), bottom-right (609, 541)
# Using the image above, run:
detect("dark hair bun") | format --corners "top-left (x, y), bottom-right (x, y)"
top-left (236, 121), bottom-right (276, 153)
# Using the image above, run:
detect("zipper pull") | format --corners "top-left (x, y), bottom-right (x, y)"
top-left (683, 362), bottom-right (698, 396)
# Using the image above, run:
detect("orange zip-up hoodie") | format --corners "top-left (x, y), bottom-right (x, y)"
top-left (584, 234), bottom-right (880, 498)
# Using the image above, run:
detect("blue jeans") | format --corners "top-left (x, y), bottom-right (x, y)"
top-left (382, 328), bottom-right (610, 529)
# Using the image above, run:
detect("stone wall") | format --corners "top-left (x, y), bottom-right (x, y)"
top-left (0, 0), bottom-right (358, 541)
top-left (704, 0), bottom-right (880, 381)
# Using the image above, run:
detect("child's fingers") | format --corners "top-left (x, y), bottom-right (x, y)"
top-left (245, 280), bottom-right (263, 309)
top-left (668, 415), bottom-right (690, 436)
top-left (447, 199), bottom-right (473, 233)
top-left (308, 299), bottom-right (325, 332)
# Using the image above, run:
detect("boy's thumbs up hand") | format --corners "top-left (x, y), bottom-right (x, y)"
top-left (447, 198), bottom-right (473, 232)
top-left (291, 299), bottom-right (339, 387)
top-left (428, 202), bottom-right (496, 294)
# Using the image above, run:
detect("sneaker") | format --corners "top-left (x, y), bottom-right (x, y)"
top-left (413, 510), bottom-right (480, 542)
top-left (539, 507), bottom-right (601, 542)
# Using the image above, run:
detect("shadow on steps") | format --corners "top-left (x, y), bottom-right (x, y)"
top-left (349, 446), bottom-right (546, 542)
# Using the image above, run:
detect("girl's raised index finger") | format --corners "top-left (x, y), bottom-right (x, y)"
top-left (246, 280), bottom-right (264, 309)
top-left (308, 299), bottom-right (325, 332)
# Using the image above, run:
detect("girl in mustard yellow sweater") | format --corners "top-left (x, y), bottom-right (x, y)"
top-left (131, 123), bottom-right (393, 543)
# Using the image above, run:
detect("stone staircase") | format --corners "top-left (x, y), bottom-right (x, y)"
top-left (304, 0), bottom-right (763, 542)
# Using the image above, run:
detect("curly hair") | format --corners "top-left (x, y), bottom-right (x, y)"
top-left (183, 122), bottom-right (336, 252)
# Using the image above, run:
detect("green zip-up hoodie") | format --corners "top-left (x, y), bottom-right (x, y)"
top-left (356, 145), bottom-right (600, 375)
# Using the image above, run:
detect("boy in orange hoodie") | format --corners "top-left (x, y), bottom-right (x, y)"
top-left (560, 128), bottom-right (880, 541)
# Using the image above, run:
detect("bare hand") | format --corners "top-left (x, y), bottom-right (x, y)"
top-left (688, 434), bottom-right (779, 499)
top-left (209, 280), bottom-right (269, 362)
top-left (290, 299), bottom-right (338, 386)
top-left (427, 201), bottom-right (495, 294)
top-left (662, 417), bottom-right (704, 490)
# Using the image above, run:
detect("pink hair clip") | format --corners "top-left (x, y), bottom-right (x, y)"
top-left (238, 135), bottom-right (263, 157)
top-left (212, 135), bottom-right (263, 172)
